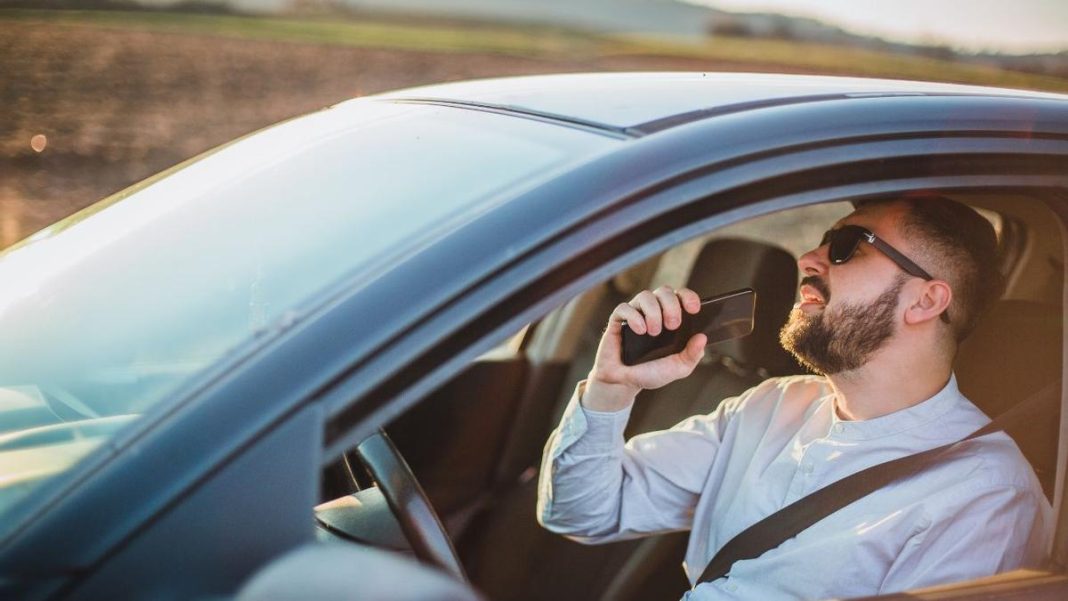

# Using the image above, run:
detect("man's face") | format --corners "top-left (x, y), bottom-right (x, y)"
top-left (779, 203), bottom-right (917, 375)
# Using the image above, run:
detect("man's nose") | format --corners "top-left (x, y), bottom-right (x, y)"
top-left (797, 244), bottom-right (829, 277)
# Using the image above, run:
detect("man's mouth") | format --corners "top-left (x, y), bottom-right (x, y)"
top-left (799, 285), bottom-right (825, 305)
top-left (798, 276), bottom-right (830, 307)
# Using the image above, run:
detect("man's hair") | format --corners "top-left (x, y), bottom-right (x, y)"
top-left (856, 195), bottom-right (1003, 343)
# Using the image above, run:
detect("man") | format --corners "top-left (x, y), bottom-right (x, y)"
top-left (537, 197), bottom-right (1051, 599)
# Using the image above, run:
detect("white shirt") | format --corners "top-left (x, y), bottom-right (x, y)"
top-left (537, 374), bottom-right (1051, 600)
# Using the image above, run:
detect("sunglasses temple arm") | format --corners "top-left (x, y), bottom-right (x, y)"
top-left (871, 238), bottom-right (951, 324)
top-left (870, 238), bottom-right (935, 281)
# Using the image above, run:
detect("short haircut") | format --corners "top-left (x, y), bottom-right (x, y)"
top-left (856, 195), bottom-right (1003, 342)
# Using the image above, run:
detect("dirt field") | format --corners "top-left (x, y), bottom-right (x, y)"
top-left (2, 12), bottom-right (1066, 248)
top-left (0, 17), bottom-right (747, 247)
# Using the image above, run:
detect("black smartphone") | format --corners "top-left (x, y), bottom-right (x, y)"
top-left (621, 288), bottom-right (756, 366)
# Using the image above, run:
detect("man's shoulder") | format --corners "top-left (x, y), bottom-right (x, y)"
top-left (903, 428), bottom-right (1047, 517)
top-left (953, 433), bottom-right (1046, 493)
top-left (937, 391), bottom-right (1041, 492)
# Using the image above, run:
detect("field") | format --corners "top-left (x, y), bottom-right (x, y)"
top-left (3, 9), bottom-right (1068, 248)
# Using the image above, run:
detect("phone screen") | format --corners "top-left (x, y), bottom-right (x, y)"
top-left (621, 288), bottom-right (756, 366)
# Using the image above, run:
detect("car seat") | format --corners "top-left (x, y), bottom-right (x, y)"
top-left (954, 299), bottom-right (1063, 499)
top-left (458, 238), bottom-right (800, 601)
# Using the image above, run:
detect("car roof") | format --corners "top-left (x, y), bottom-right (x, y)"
top-left (372, 72), bottom-right (1068, 135)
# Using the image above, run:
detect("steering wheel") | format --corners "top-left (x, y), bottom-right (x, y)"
top-left (354, 429), bottom-right (468, 583)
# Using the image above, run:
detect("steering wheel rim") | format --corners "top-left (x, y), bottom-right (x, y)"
top-left (354, 429), bottom-right (468, 583)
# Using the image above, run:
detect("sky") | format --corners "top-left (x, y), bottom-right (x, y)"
top-left (690, 0), bottom-right (1068, 54)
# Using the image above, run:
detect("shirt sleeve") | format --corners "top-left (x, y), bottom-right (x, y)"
top-left (879, 481), bottom-right (1052, 593)
top-left (536, 379), bottom-right (746, 544)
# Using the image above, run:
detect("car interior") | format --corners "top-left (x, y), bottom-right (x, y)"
top-left (317, 193), bottom-right (1065, 601)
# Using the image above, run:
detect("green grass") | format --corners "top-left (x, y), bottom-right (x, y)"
top-left (614, 34), bottom-right (1068, 92)
top-left (0, 9), bottom-right (608, 56)
top-left (4, 8), bottom-right (1068, 93)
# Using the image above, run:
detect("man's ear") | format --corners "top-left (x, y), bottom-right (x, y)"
top-left (904, 280), bottom-right (952, 325)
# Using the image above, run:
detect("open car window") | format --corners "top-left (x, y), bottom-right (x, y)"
top-left (368, 194), bottom-right (1063, 601)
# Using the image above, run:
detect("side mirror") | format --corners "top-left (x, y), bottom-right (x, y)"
top-left (237, 543), bottom-right (483, 601)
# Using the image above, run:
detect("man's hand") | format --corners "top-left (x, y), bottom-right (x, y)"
top-left (582, 286), bottom-right (707, 412)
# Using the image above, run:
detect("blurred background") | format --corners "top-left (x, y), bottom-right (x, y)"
top-left (2, 0), bottom-right (1067, 249)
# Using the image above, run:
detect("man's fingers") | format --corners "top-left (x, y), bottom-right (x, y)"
top-left (621, 287), bottom-right (697, 338)
top-left (632, 291), bottom-right (663, 335)
top-left (612, 303), bottom-right (647, 335)
top-left (653, 286), bottom-right (684, 331)
top-left (678, 287), bottom-right (702, 314)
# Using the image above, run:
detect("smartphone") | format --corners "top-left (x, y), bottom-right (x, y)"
top-left (621, 288), bottom-right (756, 366)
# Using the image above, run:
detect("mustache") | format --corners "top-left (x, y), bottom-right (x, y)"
top-left (800, 275), bottom-right (831, 302)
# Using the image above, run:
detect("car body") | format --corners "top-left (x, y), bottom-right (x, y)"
top-left (0, 72), bottom-right (1066, 600)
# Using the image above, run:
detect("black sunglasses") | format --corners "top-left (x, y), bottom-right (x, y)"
top-left (819, 225), bottom-right (950, 324)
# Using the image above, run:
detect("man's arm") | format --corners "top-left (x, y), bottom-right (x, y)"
top-left (536, 380), bottom-right (733, 542)
top-left (534, 286), bottom-right (720, 542)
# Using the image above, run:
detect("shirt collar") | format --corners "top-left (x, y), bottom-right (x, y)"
top-left (827, 374), bottom-right (962, 441)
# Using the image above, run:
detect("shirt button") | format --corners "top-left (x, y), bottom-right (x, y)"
top-left (726, 583), bottom-right (738, 592)
top-left (834, 423), bottom-right (844, 433)
top-left (802, 463), bottom-right (814, 474)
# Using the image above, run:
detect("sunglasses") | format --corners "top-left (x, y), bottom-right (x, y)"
top-left (819, 225), bottom-right (950, 323)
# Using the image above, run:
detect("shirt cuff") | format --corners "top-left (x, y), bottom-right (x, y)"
top-left (555, 380), bottom-right (633, 456)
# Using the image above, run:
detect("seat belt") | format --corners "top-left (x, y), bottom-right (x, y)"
top-left (696, 381), bottom-right (1060, 587)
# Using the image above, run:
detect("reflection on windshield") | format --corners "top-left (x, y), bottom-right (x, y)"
top-left (0, 100), bottom-right (612, 521)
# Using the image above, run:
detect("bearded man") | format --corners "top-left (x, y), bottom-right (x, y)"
top-left (537, 197), bottom-right (1051, 600)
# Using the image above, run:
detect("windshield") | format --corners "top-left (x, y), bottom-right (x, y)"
top-left (0, 100), bottom-right (614, 519)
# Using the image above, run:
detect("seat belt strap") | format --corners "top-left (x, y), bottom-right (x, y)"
top-left (695, 381), bottom-right (1059, 587)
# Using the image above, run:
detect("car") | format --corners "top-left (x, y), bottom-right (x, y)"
top-left (0, 72), bottom-right (1066, 601)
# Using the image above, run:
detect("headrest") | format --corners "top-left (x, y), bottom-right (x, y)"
top-left (685, 238), bottom-right (800, 376)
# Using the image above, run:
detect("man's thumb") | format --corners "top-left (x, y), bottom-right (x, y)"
top-left (682, 333), bottom-right (707, 366)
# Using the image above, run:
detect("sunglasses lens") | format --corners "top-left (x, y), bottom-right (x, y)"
top-left (825, 227), bottom-right (864, 264)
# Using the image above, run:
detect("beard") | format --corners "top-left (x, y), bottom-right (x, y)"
top-left (779, 274), bottom-right (907, 375)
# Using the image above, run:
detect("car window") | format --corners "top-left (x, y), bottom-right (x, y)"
top-left (385, 194), bottom-right (1062, 601)
top-left (650, 202), bottom-right (854, 288)
top-left (0, 102), bottom-right (615, 521)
